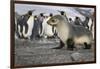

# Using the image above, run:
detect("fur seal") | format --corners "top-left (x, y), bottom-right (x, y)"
top-left (47, 15), bottom-right (93, 50)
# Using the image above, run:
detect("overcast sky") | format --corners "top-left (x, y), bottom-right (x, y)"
top-left (15, 4), bottom-right (94, 20)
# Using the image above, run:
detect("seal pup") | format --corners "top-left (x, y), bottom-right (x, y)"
top-left (47, 15), bottom-right (93, 50)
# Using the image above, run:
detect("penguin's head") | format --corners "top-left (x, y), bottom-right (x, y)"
top-left (28, 10), bottom-right (35, 15)
top-left (40, 13), bottom-right (45, 17)
top-left (50, 13), bottom-right (53, 17)
top-left (69, 18), bottom-right (72, 21)
top-left (28, 11), bottom-right (33, 15)
top-left (47, 15), bottom-right (65, 26)
top-left (60, 11), bottom-right (65, 15)
top-left (57, 10), bottom-right (66, 16)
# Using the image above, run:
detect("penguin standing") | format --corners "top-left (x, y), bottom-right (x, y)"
top-left (17, 10), bottom-right (35, 39)
top-left (41, 13), bottom-right (55, 38)
top-left (74, 16), bottom-right (82, 25)
top-left (15, 12), bottom-right (22, 39)
top-left (58, 10), bottom-right (68, 21)
top-left (37, 13), bottom-right (45, 37)
top-left (81, 16), bottom-right (90, 29)
top-left (30, 15), bottom-right (40, 40)
top-left (69, 18), bottom-right (74, 24)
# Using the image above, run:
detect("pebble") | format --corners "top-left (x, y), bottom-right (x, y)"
top-left (71, 52), bottom-right (84, 62)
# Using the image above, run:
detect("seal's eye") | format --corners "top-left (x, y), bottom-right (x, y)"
top-left (52, 19), bottom-right (56, 23)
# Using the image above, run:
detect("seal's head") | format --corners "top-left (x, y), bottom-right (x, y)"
top-left (47, 15), bottom-right (65, 26)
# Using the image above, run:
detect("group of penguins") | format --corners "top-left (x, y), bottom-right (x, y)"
top-left (15, 10), bottom-right (94, 41)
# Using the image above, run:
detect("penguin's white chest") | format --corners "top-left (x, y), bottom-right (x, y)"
top-left (45, 24), bottom-right (53, 36)
top-left (42, 17), bottom-right (54, 36)
top-left (24, 16), bottom-right (34, 38)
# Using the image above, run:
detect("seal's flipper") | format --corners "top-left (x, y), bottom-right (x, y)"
top-left (84, 42), bottom-right (91, 49)
top-left (52, 40), bottom-right (64, 49)
top-left (67, 39), bottom-right (75, 51)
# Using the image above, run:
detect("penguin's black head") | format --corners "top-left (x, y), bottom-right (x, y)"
top-left (86, 16), bottom-right (89, 20)
top-left (34, 15), bottom-right (37, 20)
top-left (34, 15), bottom-right (37, 18)
top-left (28, 11), bottom-right (32, 15)
top-left (76, 17), bottom-right (79, 19)
top-left (40, 13), bottom-right (44, 16)
top-left (60, 11), bottom-right (65, 15)
top-left (69, 18), bottom-right (72, 21)
top-left (50, 13), bottom-right (53, 17)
